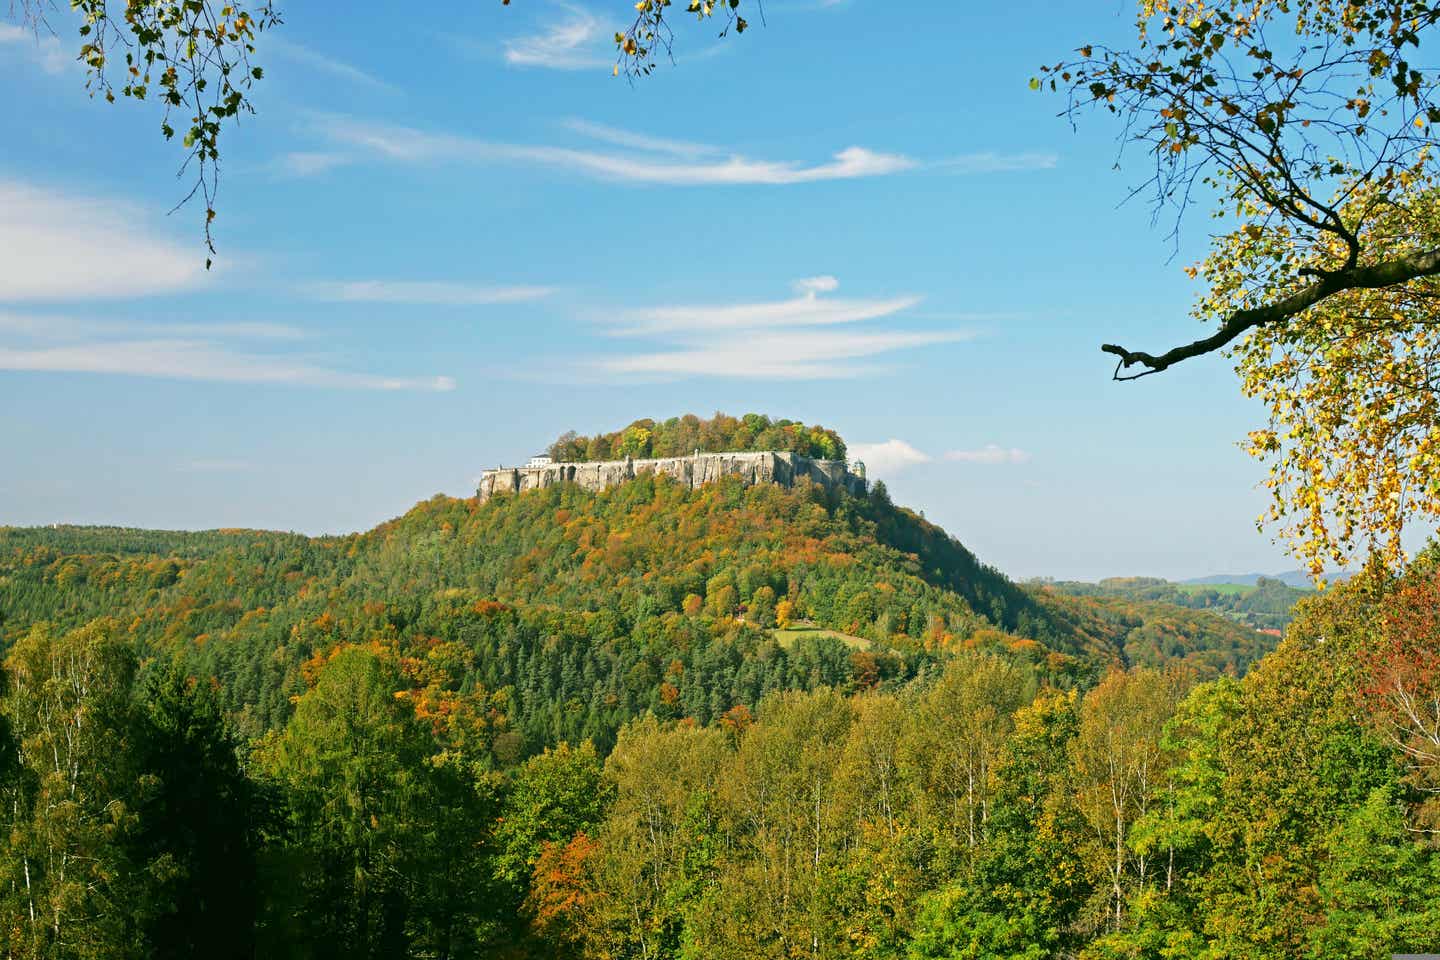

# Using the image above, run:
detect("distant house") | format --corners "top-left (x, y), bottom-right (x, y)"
top-left (527, 454), bottom-right (554, 467)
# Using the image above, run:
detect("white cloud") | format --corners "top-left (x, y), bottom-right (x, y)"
top-left (0, 22), bottom-right (70, 75)
top-left (938, 152), bottom-right (1058, 173)
top-left (792, 275), bottom-right (840, 295)
top-left (308, 280), bottom-right (554, 305)
top-left (266, 36), bottom-right (394, 90)
top-left (158, 322), bottom-right (306, 340)
top-left (848, 439), bottom-right (932, 475)
top-left (313, 116), bottom-right (917, 186)
top-left (277, 151), bottom-right (351, 177)
top-left (0, 312), bottom-right (304, 341)
top-left (503, 6), bottom-right (609, 70)
top-left (0, 339), bottom-right (455, 391)
top-left (944, 444), bottom-right (1031, 465)
top-left (579, 275), bottom-right (966, 381)
top-left (593, 329), bottom-right (971, 380)
top-left (560, 119), bottom-right (717, 157)
top-left (615, 289), bottom-right (921, 336)
top-left (0, 180), bottom-right (205, 301)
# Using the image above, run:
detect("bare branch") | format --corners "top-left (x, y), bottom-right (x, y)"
top-left (1103, 247), bottom-right (1440, 379)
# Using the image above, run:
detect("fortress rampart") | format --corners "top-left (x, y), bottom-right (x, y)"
top-left (477, 451), bottom-right (867, 503)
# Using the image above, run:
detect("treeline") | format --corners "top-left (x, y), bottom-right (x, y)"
top-left (547, 412), bottom-right (848, 462)
top-left (6, 555), bottom-right (1435, 958)
top-left (516, 556), bottom-right (1440, 959)
top-left (1046, 575), bottom-right (1308, 630)
top-left (0, 621), bottom-right (542, 958)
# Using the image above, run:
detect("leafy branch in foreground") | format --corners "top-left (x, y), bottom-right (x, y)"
top-left (1041, 0), bottom-right (1440, 377)
top-left (1043, 0), bottom-right (1440, 572)
top-left (613, 0), bottom-right (754, 78)
top-left (15, 0), bottom-right (279, 265)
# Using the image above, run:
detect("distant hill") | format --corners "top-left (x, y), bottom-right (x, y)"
top-left (1183, 570), bottom-right (1353, 588)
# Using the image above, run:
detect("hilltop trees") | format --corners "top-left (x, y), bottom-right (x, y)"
top-left (547, 413), bottom-right (848, 463)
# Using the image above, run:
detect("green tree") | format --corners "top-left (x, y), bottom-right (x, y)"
top-left (575, 716), bottom-right (731, 958)
top-left (494, 740), bottom-right (612, 898)
top-left (696, 688), bottom-right (855, 959)
top-left (907, 689), bottom-right (1086, 960)
top-left (130, 663), bottom-right (259, 960)
top-left (903, 655), bottom-right (1033, 866)
top-left (256, 645), bottom-right (436, 959)
top-left (1067, 668), bottom-right (1183, 934)
top-left (0, 620), bottom-right (145, 960)
top-left (1309, 785), bottom-right (1440, 959)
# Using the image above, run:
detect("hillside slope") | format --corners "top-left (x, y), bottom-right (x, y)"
top-left (0, 473), bottom-right (1274, 761)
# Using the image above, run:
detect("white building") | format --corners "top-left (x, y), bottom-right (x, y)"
top-left (527, 454), bottom-right (554, 467)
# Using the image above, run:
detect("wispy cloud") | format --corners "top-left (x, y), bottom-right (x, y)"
top-left (0, 23), bottom-right (69, 75)
top-left (944, 444), bottom-right (1031, 465)
top-left (503, 6), bottom-right (610, 70)
top-left (0, 312), bottom-right (304, 341)
top-left (583, 276), bottom-right (964, 380)
top-left (792, 275), bottom-right (840, 295)
top-left (848, 439), bottom-right (932, 475)
top-left (938, 152), bottom-right (1058, 173)
top-left (0, 311), bottom-right (450, 391)
top-left (310, 115), bottom-right (917, 186)
top-left (0, 339), bottom-right (455, 391)
top-left (593, 329), bottom-right (970, 380)
top-left (276, 151), bottom-right (351, 177)
top-left (611, 277), bottom-right (920, 336)
top-left (0, 180), bottom-right (204, 301)
top-left (559, 119), bottom-right (718, 157)
top-left (841, 439), bottom-right (1033, 474)
top-left (307, 280), bottom-right (554, 306)
top-left (266, 36), bottom-right (395, 90)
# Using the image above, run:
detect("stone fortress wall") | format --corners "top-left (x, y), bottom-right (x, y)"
top-left (477, 451), bottom-right (867, 503)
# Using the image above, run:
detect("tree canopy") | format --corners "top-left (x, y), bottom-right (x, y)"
top-left (547, 412), bottom-right (849, 462)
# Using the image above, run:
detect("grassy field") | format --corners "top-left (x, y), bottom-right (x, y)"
top-left (773, 622), bottom-right (871, 651)
top-left (1175, 582), bottom-right (1256, 597)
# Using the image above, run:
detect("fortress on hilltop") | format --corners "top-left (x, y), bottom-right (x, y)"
top-left (477, 450), bottom-right (868, 503)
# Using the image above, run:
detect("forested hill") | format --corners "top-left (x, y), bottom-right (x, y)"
top-left (1, 472), bottom-right (1272, 758)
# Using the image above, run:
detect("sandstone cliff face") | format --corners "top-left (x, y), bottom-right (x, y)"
top-left (476, 451), bottom-right (866, 503)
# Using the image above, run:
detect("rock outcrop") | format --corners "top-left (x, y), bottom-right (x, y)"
top-left (477, 451), bottom-right (867, 503)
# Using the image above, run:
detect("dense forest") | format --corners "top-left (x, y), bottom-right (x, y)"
top-left (546, 412), bottom-right (848, 462)
top-left (0, 462), bottom-right (1316, 957)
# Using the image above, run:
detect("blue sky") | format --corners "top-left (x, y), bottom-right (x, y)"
top-left (0, 1), bottom-right (1304, 580)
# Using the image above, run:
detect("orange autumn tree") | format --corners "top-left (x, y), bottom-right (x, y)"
top-left (525, 832), bottom-right (603, 947)
top-left (1362, 553), bottom-right (1440, 828)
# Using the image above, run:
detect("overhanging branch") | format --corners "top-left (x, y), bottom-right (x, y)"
top-left (1102, 248), bottom-right (1440, 380)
